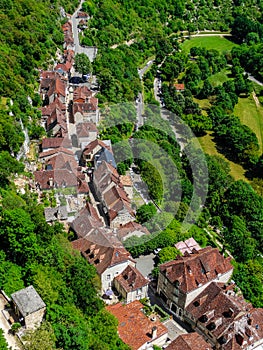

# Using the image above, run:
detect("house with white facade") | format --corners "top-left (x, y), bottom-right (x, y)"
top-left (71, 228), bottom-right (135, 293)
top-left (157, 247), bottom-right (233, 320)
top-left (114, 264), bottom-right (149, 303)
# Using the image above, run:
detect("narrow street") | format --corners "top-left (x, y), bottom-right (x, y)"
top-left (71, 0), bottom-right (97, 62)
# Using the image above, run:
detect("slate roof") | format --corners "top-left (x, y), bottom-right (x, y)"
top-left (114, 265), bottom-right (149, 293)
top-left (11, 286), bottom-right (46, 317)
top-left (159, 247), bottom-right (233, 294)
top-left (44, 206), bottom-right (68, 222)
top-left (72, 229), bottom-right (134, 274)
top-left (95, 147), bottom-right (117, 169)
top-left (106, 301), bottom-right (168, 350)
top-left (166, 333), bottom-right (212, 350)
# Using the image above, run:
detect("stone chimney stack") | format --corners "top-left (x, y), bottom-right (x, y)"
top-left (152, 326), bottom-right (157, 339)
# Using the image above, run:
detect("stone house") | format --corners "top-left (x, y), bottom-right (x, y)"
top-left (157, 247), bottom-right (233, 320)
top-left (71, 228), bottom-right (135, 293)
top-left (114, 264), bottom-right (149, 303)
top-left (11, 286), bottom-right (46, 330)
top-left (185, 281), bottom-right (263, 350)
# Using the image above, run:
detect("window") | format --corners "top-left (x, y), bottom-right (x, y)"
top-left (106, 274), bottom-right (111, 280)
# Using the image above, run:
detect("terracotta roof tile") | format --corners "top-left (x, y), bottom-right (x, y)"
top-left (76, 122), bottom-right (98, 138)
top-left (34, 169), bottom-right (78, 190)
top-left (41, 98), bottom-right (66, 116)
top-left (159, 247), bottom-right (233, 294)
top-left (72, 229), bottom-right (134, 274)
top-left (106, 301), bottom-right (168, 350)
top-left (166, 333), bottom-right (212, 350)
top-left (117, 222), bottom-right (150, 241)
top-left (41, 137), bottom-right (72, 150)
top-left (73, 86), bottom-right (93, 102)
top-left (70, 206), bottom-right (103, 238)
top-left (114, 265), bottom-right (149, 293)
top-left (186, 282), bottom-right (263, 349)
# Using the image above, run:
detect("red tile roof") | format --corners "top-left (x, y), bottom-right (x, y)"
top-left (70, 206), bottom-right (103, 238)
top-left (76, 122), bottom-right (98, 138)
top-left (40, 98), bottom-right (66, 116)
top-left (117, 222), bottom-right (150, 241)
top-left (114, 265), bottom-right (149, 293)
top-left (159, 247), bottom-right (233, 294)
top-left (166, 333), bottom-right (212, 350)
top-left (175, 237), bottom-right (201, 255)
top-left (83, 140), bottom-right (112, 156)
top-left (73, 86), bottom-right (93, 102)
top-left (47, 77), bottom-right (66, 98)
top-left (106, 301), bottom-right (168, 350)
top-left (186, 282), bottom-right (263, 349)
top-left (41, 137), bottom-right (72, 150)
top-left (34, 169), bottom-right (78, 190)
top-left (72, 229), bottom-right (134, 274)
top-left (39, 147), bottom-right (75, 159)
top-left (174, 83), bottom-right (185, 90)
top-left (73, 100), bottom-right (98, 114)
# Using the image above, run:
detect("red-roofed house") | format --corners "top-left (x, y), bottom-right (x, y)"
top-left (157, 247), bottom-right (233, 320)
top-left (174, 83), bottom-right (185, 92)
top-left (106, 301), bottom-right (168, 350)
top-left (185, 282), bottom-right (263, 350)
top-left (72, 229), bottom-right (135, 292)
top-left (114, 265), bottom-right (149, 303)
top-left (116, 221), bottom-right (150, 242)
top-left (41, 137), bottom-right (72, 152)
top-left (166, 332), bottom-right (212, 350)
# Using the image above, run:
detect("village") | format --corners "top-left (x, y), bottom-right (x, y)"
top-left (1, 6), bottom-right (263, 350)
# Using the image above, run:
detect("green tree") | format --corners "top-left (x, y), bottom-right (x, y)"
top-left (136, 203), bottom-right (157, 224)
top-left (158, 246), bottom-right (181, 264)
top-left (74, 53), bottom-right (92, 75)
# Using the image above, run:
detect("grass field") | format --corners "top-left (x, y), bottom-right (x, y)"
top-left (234, 94), bottom-right (263, 154)
top-left (181, 36), bottom-right (238, 54)
top-left (197, 132), bottom-right (249, 182)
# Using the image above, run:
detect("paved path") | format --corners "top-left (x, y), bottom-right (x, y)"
top-left (0, 296), bottom-right (21, 350)
top-left (134, 253), bottom-right (155, 277)
top-left (71, 0), bottom-right (97, 62)
top-left (153, 78), bottom-right (186, 151)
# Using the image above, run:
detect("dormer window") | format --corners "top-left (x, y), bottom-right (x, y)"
top-left (187, 265), bottom-right (192, 274)
top-left (193, 301), bottom-right (200, 307)
top-left (94, 258), bottom-right (100, 264)
top-left (85, 248), bottom-right (90, 254)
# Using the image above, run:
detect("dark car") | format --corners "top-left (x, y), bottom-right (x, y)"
top-left (69, 76), bottom-right (84, 84)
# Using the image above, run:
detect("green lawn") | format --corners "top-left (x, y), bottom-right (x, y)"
top-left (197, 132), bottom-right (249, 182)
top-left (234, 94), bottom-right (263, 154)
top-left (181, 36), bottom-right (238, 54)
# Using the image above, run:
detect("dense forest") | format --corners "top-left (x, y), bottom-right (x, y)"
top-left (1, 0), bottom-right (263, 348)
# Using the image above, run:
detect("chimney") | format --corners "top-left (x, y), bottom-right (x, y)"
top-left (152, 326), bottom-right (157, 339)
